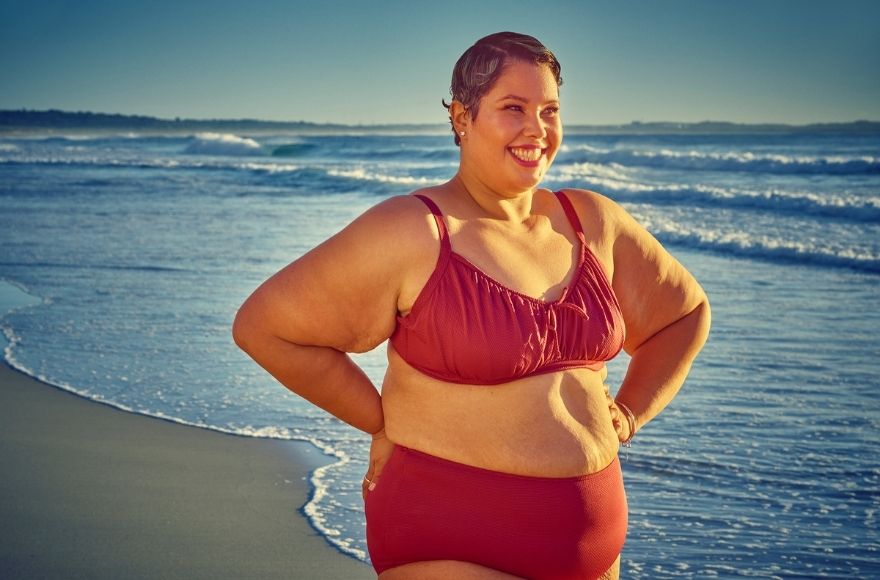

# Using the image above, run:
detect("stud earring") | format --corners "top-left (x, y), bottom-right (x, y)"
top-left (459, 131), bottom-right (465, 136)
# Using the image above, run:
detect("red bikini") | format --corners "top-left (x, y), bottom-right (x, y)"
top-left (366, 191), bottom-right (628, 578)
top-left (390, 191), bottom-right (625, 385)
top-left (366, 446), bottom-right (628, 579)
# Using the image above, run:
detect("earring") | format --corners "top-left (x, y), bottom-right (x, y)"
top-left (459, 131), bottom-right (465, 136)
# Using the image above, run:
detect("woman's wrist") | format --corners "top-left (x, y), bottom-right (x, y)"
top-left (614, 400), bottom-right (638, 446)
top-left (370, 427), bottom-right (387, 440)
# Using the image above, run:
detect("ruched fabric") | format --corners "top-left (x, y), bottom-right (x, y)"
top-left (390, 191), bottom-right (625, 385)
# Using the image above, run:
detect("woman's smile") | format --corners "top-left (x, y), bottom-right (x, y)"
top-left (508, 145), bottom-right (546, 166)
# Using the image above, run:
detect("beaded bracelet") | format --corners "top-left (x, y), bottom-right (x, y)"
top-left (615, 400), bottom-right (638, 447)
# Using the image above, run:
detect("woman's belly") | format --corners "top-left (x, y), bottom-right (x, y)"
top-left (381, 346), bottom-right (621, 477)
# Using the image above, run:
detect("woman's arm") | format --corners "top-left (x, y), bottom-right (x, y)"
top-left (232, 329), bottom-right (386, 435)
top-left (232, 196), bottom-right (428, 435)
top-left (567, 189), bottom-right (711, 437)
top-left (614, 300), bottom-right (710, 435)
top-left (609, 196), bottom-right (711, 435)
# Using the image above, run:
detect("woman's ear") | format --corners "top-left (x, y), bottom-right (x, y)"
top-left (448, 100), bottom-right (471, 137)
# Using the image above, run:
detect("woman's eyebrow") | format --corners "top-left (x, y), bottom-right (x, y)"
top-left (495, 94), bottom-right (560, 105)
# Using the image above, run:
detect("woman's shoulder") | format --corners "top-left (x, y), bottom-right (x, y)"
top-left (554, 187), bottom-right (630, 241)
top-left (556, 187), bottom-right (623, 214)
top-left (353, 187), bottom-right (448, 249)
top-left (356, 190), bottom-right (428, 222)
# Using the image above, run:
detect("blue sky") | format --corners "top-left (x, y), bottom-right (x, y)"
top-left (1, 0), bottom-right (878, 125)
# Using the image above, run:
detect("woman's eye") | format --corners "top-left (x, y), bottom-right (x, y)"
top-left (543, 107), bottom-right (560, 116)
top-left (504, 104), bottom-right (523, 112)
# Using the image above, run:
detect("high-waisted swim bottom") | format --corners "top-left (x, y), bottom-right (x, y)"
top-left (365, 444), bottom-right (627, 579)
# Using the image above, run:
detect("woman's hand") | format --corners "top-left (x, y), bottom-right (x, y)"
top-left (362, 428), bottom-right (396, 499)
top-left (604, 385), bottom-right (634, 444)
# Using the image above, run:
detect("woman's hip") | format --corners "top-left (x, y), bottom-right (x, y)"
top-left (365, 444), bottom-right (628, 579)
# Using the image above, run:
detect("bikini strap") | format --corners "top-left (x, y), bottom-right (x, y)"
top-left (413, 194), bottom-right (451, 253)
top-left (554, 190), bottom-right (586, 238)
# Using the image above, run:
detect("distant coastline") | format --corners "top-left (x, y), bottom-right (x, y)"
top-left (1, 109), bottom-right (879, 135)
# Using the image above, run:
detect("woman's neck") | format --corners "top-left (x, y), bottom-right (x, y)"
top-left (451, 171), bottom-right (538, 225)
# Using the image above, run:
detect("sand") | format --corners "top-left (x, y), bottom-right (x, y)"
top-left (0, 361), bottom-right (375, 580)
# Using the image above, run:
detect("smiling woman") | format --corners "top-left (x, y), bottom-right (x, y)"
top-left (233, 31), bottom-right (710, 579)
top-left (449, 59), bottom-right (562, 198)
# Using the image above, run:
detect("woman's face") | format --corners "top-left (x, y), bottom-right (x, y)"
top-left (463, 60), bottom-right (562, 194)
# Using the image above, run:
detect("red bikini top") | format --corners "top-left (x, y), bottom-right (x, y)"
top-left (390, 191), bottom-right (625, 385)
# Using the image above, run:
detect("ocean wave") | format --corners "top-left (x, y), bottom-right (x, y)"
top-left (0, 155), bottom-right (190, 170)
top-left (358, 146), bottom-right (456, 162)
top-left (632, 211), bottom-right (880, 273)
top-left (271, 141), bottom-right (317, 157)
top-left (269, 140), bottom-right (454, 162)
top-left (560, 144), bottom-right (880, 175)
top-left (325, 167), bottom-right (439, 186)
top-left (548, 163), bottom-right (880, 222)
top-left (183, 132), bottom-right (263, 156)
top-left (0, 260), bottom-right (191, 273)
top-left (237, 161), bottom-right (301, 174)
top-left (0, 155), bottom-right (288, 174)
top-left (0, 154), bottom-right (435, 197)
top-left (20, 135), bottom-right (107, 143)
top-left (4, 134), bottom-right (187, 146)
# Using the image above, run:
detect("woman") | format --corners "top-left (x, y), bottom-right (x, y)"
top-left (233, 32), bottom-right (710, 579)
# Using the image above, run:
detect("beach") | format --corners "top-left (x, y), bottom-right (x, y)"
top-left (1, 129), bottom-right (877, 576)
top-left (0, 360), bottom-right (373, 579)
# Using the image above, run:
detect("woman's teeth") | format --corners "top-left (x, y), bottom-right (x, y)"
top-left (509, 147), bottom-right (542, 162)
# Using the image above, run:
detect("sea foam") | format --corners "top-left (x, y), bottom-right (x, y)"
top-left (630, 209), bottom-right (880, 273)
top-left (183, 132), bottom-right (263, 156)
top-left (548, 162), bottom-right (880, 222)
top-left (561, 144), bottom-right (880, 175)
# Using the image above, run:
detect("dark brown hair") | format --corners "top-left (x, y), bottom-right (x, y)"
top-left (443, 32), bottom-right (563, 146)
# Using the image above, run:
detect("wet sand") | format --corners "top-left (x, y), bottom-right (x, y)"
top-left (0, 362), bottom-right (374, 579)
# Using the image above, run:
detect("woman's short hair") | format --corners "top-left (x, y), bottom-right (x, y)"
top-left (443, 32), bottom-right (563, 146)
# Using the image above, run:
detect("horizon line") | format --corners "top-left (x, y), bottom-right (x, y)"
top-left (2, 108), bottom-right (879, 130)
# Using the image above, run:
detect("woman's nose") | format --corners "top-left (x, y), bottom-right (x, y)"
top-left (523, 112), bottom-right (548, 139)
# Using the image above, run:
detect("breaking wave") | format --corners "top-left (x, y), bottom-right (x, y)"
top-left (560, 144), bottom-right (880, 175)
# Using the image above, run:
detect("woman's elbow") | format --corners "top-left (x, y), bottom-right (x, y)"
top-left (232, 301), bottom-right (262, 353)
top-left (693, 295), bottom-right (712, 346)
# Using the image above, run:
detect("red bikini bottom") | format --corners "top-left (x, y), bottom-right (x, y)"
top-left (365, 444), bottom-right (627, 579)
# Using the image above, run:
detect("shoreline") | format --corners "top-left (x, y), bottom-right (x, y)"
top-left (0, 360), bottom-right (373, 579)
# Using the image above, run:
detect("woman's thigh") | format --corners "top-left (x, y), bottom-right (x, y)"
top-left (379, 556), bottom-right (621, 580)
top-left (598, 555), bottom-right (621, 580)
top-left (378, 560), bottom-right (524, 580)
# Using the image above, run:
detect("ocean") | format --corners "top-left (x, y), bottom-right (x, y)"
top-left (0, 128), bottom-right (878, 577)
